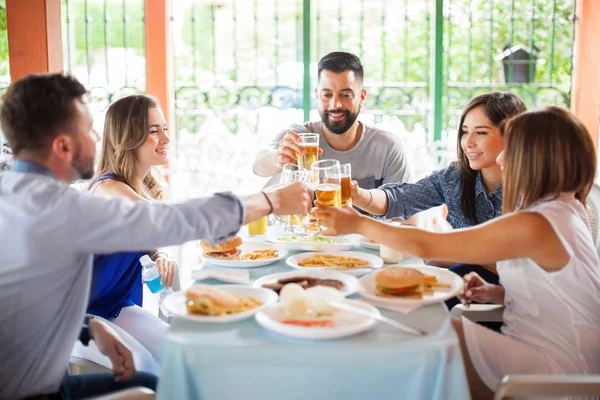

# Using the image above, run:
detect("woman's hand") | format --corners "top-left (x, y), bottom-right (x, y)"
top-left (459, 272), bottom-right (504, 307)
top-left (314, 202), bottom-right (365, 236)
top-left (155, 256), bottom-right (177, 287)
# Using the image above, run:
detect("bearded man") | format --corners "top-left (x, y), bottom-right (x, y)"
top-left (253, 51), bottom-right (412, 189)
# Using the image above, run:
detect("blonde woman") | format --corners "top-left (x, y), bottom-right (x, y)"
top-left (316, 107), bottom-right (600, 398)
top-left (86, 95), bottom-right (175, 365)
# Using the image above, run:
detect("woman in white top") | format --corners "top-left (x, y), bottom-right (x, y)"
top-left (315, 106), bottom-right (600, 399)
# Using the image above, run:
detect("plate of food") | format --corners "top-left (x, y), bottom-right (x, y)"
top-left (355, 235), bottom-right (380, 250)
top-left (358, 266), bottom-right (463, 306)
top-left (163, 284), bottom-right (278, 323)
top-left (255, 284), bottom-right (378, 340)
top-left (266, 231), bottom-right (358, 252)
top-left (253, 270), bottom-right (360, 297)
top-left (199, 236), bottom-right (287, 268)
top-left (285, 251), bottom-right (384, 276)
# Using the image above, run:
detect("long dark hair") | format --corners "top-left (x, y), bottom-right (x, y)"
top-left (457, 92), bottom-right (527, 224)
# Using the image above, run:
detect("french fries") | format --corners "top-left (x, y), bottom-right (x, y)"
top-left (298, 255), bottom-right (370, 268)
top-left (422, 273), bottom-right (452, 294)
top-left (240, 249), bottom-right (279, 260)
top-left (214, 295), bottom-right (263, 316)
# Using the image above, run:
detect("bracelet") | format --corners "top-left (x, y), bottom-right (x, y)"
top-left (364, 190), bottom-right (374, 209)
top-left (261, 191), bottom-right (274, 214)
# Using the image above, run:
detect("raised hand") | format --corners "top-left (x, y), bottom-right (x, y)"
top-left (273, 131), bottom-right (322, 168)
top-left (314, 202), bottom-right (364, 236)
top-left (267, 181), bottom-right (313, 216)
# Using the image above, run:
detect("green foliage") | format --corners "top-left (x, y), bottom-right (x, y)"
top-left (0, 0), bottom-right (8, 78)
top-left (64, 0), bottom-right (145, 54)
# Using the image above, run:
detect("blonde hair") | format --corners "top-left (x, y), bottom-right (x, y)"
top-left (95, 95), bottom-right (164, 200)
top-left (502, 107), bottom-right (596, 213)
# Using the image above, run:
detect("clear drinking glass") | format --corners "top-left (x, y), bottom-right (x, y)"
top-left (311, 159), bottom-right (342, 209)
top-left (339, 163), bottom-right (352, 206)
top-left (296, 133), bottom-right (319, 172)
top-left (280, 164), bottom-right (309, 233)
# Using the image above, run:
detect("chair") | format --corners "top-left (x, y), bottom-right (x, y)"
top-left (451, 183), bottom-right (600, 398)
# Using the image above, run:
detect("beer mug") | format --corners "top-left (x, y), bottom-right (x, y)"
top-left (280, 164), bottom-right (309, 233)
top-left (311, 159), bottom-right (342, 209)
top-left (339, 163), bottom-right (352, 206)
top-left (296, 133), bottom-right (319, 172)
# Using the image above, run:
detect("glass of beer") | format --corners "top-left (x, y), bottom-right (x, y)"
top-left (312, 159), bottom-right (342, 209)
top-left (280, 164), bottom-right (309, 232)
top-left (339, 163), bottom-right (352, 206)
top-left (296, 133), bottom-right (319, 172)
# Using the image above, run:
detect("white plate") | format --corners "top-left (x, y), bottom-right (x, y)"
top-left (255, 299), bottom-right (378, 340)
top-left (356, 235), bottom-right (380, 250)
top-left (162, 285), bottom-right (278, 323)
top-left (201, 241), bottom-right (287, 268)
top-left (286, 251), bottom-right (384, 276)
top-left (253, 270), bottom-right (360, 297)
top-left (358, 266), bottom-right (464, 306)
top-left (267, 231), bottom-right (358, 252)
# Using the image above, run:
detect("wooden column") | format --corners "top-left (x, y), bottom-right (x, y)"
top-left (571, 0), bottom-right (600, 146)
top-left (145, 0), bottom-right (174, 131)
top-left (6, 0), bottom-right (63, 81)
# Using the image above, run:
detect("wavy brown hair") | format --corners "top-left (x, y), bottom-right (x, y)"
top-left (502, 107), bottom-right (596, 213)
top-left (94, 95), bottom-right (164, 200)
top-left (456, 92), bottom-right (527, 224)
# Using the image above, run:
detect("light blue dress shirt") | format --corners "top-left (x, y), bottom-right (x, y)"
top-left (0, 162), bottom-right (245, 399)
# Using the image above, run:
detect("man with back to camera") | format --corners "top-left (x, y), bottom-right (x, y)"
top-left (0, 73), bottom-right (312, 399)
top-left (253, 51), bottom-right (412, 189)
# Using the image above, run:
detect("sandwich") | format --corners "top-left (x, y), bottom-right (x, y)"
top-left (374, 267), bottom-right (425, 299)
top-left (186, 284), bottom-right (240, 315)
top-left (200, 236), bottom-right (243, 260)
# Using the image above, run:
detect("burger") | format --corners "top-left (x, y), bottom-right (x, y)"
top-left (200, 236), bottom-right (243, 260)
top-left (186, 284), bottom-right (240, 315)
top-left (374, 267), bottom-right (424, 299)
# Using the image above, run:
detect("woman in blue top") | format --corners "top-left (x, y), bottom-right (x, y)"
top-left (352, 92), bottom-right (526, 285)
top-left (87, 94), bottom-right (177, 363)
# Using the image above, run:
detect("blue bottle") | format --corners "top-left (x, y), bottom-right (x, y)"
top-left (140, 255), bottom-right (173, 317)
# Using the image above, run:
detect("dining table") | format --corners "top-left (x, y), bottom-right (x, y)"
top-left (156, 229), bottom-right (471, 400)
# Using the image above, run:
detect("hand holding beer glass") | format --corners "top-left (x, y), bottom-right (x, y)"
top-left (273, 131), bottom-right (321, 170)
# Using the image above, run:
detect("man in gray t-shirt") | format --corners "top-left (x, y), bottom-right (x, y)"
top-left (253, 51), bottom-right (411, 188)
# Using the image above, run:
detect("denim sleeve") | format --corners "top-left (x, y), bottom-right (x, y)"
top-left (380, 171), bottom-right (446, 220)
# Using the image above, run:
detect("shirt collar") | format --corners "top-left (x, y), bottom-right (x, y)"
top-left (11, 160), bottom-right (57, 180)
top-left (475, 171), bottom-right (503, 200)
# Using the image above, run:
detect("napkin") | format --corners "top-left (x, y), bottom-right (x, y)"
top-left (360, 297), bottom-right (423, 314)
top-left (191, 269), bottom-right (251, 284)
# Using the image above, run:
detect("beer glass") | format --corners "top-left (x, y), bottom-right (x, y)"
top-left (311, 159), bottom-right (342, 208)
top-left (339, 163), bottom-right (352, 206)
top-left (280, 164), bottom-right (309, 232)
top-left (296, 133), bottom-right (319, 172)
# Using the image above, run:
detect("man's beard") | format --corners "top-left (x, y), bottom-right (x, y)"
top-left (319, 107), bottom-right (360, 135)
top-left (72, 140), bottom-right (95, 180)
